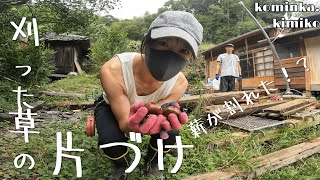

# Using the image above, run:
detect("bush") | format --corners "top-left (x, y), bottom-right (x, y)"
top-left (0, 43), bottom-right (55, 87)
top-left (126, 40), bottom-right (141, 53)
top-left (0, 81), bottom-right (17, 113)
top-left (85, 26), bottom-right (130, 73)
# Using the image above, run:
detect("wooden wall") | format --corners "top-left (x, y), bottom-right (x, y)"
top-left (206, 56), bottom-right (308, 91)
top-left (206, 59), bottom-right (218, 80)
top-left (274, 56), bottom-right (306, 90)
top-left (235, 76), bottom-right (275, 90)
top-left (204, 34), bottom-right (320, 93)
top-left (304, 36), bottom-right (320, 91)
top-left (51, 45), bottom-right (75, 74)
top-left (206, 58), bottom-right (275, 90)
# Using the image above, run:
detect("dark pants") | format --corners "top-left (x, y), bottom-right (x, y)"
top-left (220, 76), bottom-right (236, 92)
top-left (94, 95), bottom-right (179, 165)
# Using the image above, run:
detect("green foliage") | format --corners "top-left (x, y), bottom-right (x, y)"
top-left (1, 73), bottom-right (320, 179)
top-left (198, 43), bottom-right (214, 53)
top-left (0, 9), bottom-right (55, 85)
top-left (4, 0), bottom-right (121, 13)
top-left (2, 0), bottom-right (121, 39)
top-left (40, 73), bottom-right (102, 103)
top-left (161, 0), bottom-right (296, 44)
top-left (250, 0), bottom-right (289, 24)
top-left (0, 43), bottom-right (55, 87)
top-left (126, 40), bottom-right (141, 52)
top-left (0, 117), bottom-right (111, 179)
top-left (182, 56), bottom-right (206, 95)
top-left (260, 154), bottom-right (320, 179)
top-left (84, 16), bottom-right (142, 73)
top-left (110, 19), bottom-right (146, 41)
top-left (1, 118), bottom-right (319, 179)
top-left (109, 13), bottom-right (158, 41)
top-left (85, 26), bottom-right (130, 72)
top-left (0, 81), bottom-right (17, 113)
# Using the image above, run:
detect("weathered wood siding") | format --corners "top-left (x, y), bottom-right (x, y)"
top-left (235, 76), bottom-right (275, 90)
top-left (274, 56), bottom-right (306, 90)
top-left (206, 59), bottom-right (218, 80)
top-left (304, 36), bottom-right (320, 91)
top-left (52, 45), bottom-right (75, 74)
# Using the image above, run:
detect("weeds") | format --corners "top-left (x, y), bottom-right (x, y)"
top-left (1, 73), bottom-right (320, 179)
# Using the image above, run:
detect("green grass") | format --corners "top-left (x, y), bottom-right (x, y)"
top-left (259, 154), bottom-right (320, 180)
top-left (0, 81), bottom-right (21, 113)
top-left (1, 119), bottom-right (319, 179)
top-left (41, 73), bottom-right (101, 95)
top-left (39, 73), bottom-right (103, 103)
top-left (0, 73), bottom-right (103, 114)
top-left (1, 73), bottom-right (320, 179)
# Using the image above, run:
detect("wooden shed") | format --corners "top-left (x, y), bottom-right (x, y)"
top-left (43, 33), bottom-right (90, 77)
top-left (201, 14), bottom-right (320, 96)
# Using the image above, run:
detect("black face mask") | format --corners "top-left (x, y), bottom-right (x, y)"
top-left (145, 47), bottom-right (188, 81)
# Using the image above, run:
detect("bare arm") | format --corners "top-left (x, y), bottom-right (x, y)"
top-left (216, 63), bottom-right (221, 75)
top-left (216, 55), bottom-right (221, 75)
top-left (99, 56), bottom-right (132, 135)
top-left (238, 62), bottom-right (242, 75)
top-left (237, 56), bottom-right (242, 75)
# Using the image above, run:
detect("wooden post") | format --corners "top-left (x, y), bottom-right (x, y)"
top-left (74, 47), bottom-right (83, 74)
top-left (305, 55), bottom-right (311, 96)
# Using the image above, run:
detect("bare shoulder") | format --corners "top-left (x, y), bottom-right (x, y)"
top-left (177, 72), bottom-right (188, 87)
top-left (99, 56), bottom-right (126, 95)
top-left (171, 72), bottom-right (188, 95)
top-left (99, 56), bottom-right (122, 77)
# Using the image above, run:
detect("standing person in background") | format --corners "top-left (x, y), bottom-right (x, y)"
top-left (215, 44), bottom-right (242, 92)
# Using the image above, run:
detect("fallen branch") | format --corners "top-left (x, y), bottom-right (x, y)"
top-left (0, 100), bottom-right (45, 122)
top-left (48, 101), bottom-right (94, 109)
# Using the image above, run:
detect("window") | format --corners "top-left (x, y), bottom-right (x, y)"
top-left (254, 49), bottom-right (274, 77)
top-left (275, 41), bottom-right (300, 59)
top-left (239, 53), bottom-right (254, 78)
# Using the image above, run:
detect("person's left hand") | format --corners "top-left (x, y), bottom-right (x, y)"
top-left (238, 75), bottom-right (243, 81)
top-left (160, 102), bottom-right (188, 131)
top-left (141, 114), bottom-right (167, 135)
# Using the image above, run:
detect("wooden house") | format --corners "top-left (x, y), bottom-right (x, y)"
top-left (43, 33), bottom-right (90, 77)
top-left (201, 14), bottom-right (320, 96)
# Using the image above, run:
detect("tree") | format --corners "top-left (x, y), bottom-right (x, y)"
top-left (110, 12), bottom-right (159, 41)
top-left (85, 26), bottom-right (130, 72)
top-left (0, 3), bottom-right (55, 87)
top-left (161, 0), bottom-right (286, 43)
top-left (2, 0), bottom-right (122, 13)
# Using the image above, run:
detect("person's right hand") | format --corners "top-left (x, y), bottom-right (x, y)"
top-left (215, 74), bottom-right (220, 80)
top-left (128, 102), bottom-right (148, 133)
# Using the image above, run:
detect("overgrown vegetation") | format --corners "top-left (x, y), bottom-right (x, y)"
top-left (85, 27), bottom-right (140, 72)
top-left (0, 111), bottom-right (319, 179)
top-left (1, 74), bottom-right (320, 179)
top-left (1, 0), bottom-right (320, 179)
top-left (39, 73), bottom-right (103, 103)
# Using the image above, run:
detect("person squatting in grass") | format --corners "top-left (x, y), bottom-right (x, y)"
top-left (94, 11), bottom-right (203, 179)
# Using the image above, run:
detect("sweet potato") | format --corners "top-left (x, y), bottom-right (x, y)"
top-left (145, 102), bottom-right (163, 115)
top-left (162, 106), bottom-right (181, 117)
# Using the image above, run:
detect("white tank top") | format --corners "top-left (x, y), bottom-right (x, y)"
top-left (103, 52), bottom-right (179, 105)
